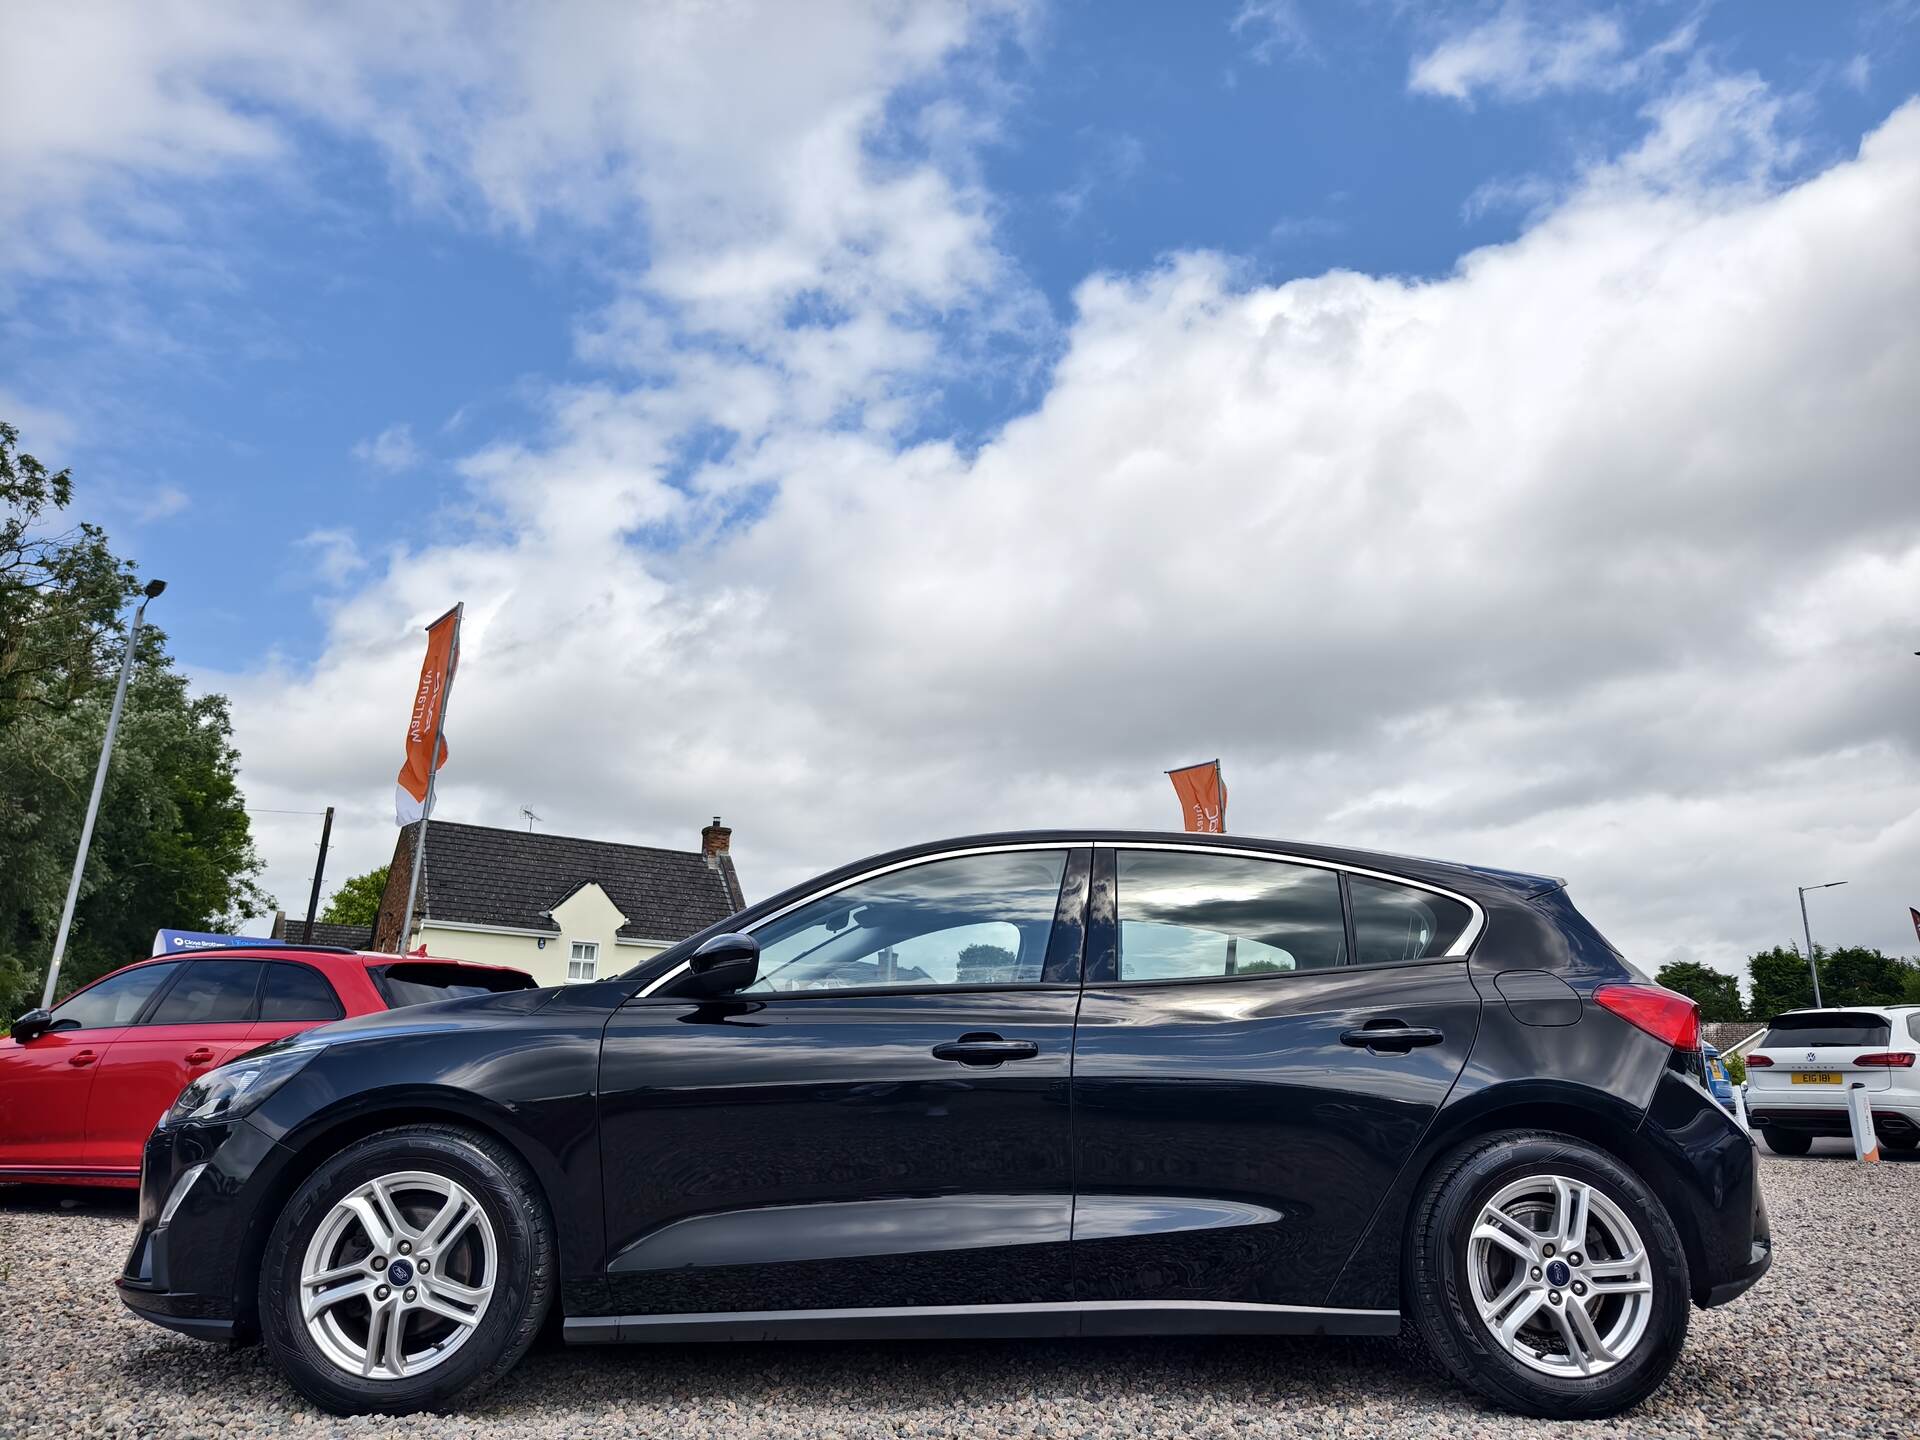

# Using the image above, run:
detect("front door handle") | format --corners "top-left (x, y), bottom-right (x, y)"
top-left (932, 1033), bottom-right (1039, 1066)
top-left (185, 1048), bottom-right (216, 1064)
top-left (1341, 1024), bottom-right (1445, 1053)
top-left (68, 1049), bottom-right (98, 1068)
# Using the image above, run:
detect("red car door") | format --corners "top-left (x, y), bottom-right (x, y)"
top-left (82, 958), bottom-right (264, 1172)
top-left (0, 961), bottom-right (180, 1178)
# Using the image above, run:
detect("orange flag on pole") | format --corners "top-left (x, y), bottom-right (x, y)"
top-left (394, 604), bottom-right (461, 825)
top-left (1167, 760), bottom-right (1226, 834)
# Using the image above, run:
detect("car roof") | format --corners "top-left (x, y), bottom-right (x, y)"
top-left (112, 945), bottom-right (529, 976)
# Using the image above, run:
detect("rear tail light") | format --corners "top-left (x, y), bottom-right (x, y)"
top-left (1593, 983), bottom-right (1701, 1050)
top-left (1747, 1053), bottom-right (1773, 1067)
top-left (1853, 1052), bottom-right (1917, 1067)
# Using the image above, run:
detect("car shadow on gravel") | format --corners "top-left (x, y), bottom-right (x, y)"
top-left (0, 1183), bottom-right (140, 1216)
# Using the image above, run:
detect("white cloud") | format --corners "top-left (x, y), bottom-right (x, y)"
top-left (1232, 1), bottom-right (1315, 66)
top-left (1409, 3), bottom-right (1687, 105)
top-left (223, 89), bottom-right (1920, 981)
top-left (351, 423), bottom-right (421, 474)
top-left (133, 483), bottom-right (189, 522)
top-left (297, 528), bottom-right (367, 587)
top-left (10, 5), bottom-right (1919, 981)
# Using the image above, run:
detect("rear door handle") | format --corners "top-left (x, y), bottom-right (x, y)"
top-left (185, 1048), bottom-right (216, 1064)
top-left (1341, 1024), bottom-right (1445, 1053)
top-left (68, 1050), bottom-right (98, 1068)
top-left (932, 1033), bottom-right (1039, 1066)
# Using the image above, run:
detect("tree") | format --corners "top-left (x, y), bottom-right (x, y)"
top-left (0, 422), bottom-right (271, 1016)
top-left (323, 866), bottom-right (389, 926)
top-left (955, 942), bottom-right (1016, 983)
top-left (1654, 961), bottom-right (1744, 1022)
top-left (1747, 944), bottom-right (1815, 1020)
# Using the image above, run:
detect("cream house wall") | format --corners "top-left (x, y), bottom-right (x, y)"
top-left (408, 880), bottom-right (668, 987)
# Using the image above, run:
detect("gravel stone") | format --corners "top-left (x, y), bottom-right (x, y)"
top-left (2, 1141), bottom-right (1914, 1438)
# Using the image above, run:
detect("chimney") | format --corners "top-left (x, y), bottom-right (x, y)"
top-left (701, 816), bottom-right (731, 870)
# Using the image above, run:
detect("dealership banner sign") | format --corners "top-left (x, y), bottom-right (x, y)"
top-left (395, 605), bottom-right (461, 825)
top-left (1168, 759), bottom-right (1227, 834)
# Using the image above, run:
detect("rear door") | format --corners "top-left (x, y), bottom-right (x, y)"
top-left (1751, 1010), bottom-right (1897, 1096)
top-left (82, 959), bottom-right (263, 1169)
top-left (0, 962), bottom-right (179, 1176)
top-left (1070, 846), bottom-right (1482, 1310)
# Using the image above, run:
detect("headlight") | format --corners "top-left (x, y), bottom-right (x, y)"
top-left (162, 1047), bottom-right (318, 1128)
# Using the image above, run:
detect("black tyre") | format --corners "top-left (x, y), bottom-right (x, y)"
top-left (1761, 1127), bottom-right (1811, 1156)
top-left (258, 1124), bottom-right (554, 1415)
top-left (1403, 1130), bottom-right (1690, 1419)
top-left (1881, 1132), bottom-right (1918, 1153)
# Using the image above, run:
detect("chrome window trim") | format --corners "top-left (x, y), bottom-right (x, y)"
top-left (638, 839), bottom-right (1485, 998)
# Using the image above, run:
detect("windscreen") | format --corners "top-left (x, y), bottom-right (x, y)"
top-left (371, 963), bottom-right (537, 1009)
top-left (1761, 1011), bottom-right (1890, 1047)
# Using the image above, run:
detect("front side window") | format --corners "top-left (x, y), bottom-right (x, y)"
top-left (742, 849), bottom-right (1070, 994)
top-left (1115, 851), bottom-right (1346, 981)
top-left (49, 963), bottom-right (179, 1032)
top-left (568, 941), bottom-right (599, 983)
top-left (147, 960), bottom-right (263, 1025)
top-left (1348, 876), bottom-right (1472, 967)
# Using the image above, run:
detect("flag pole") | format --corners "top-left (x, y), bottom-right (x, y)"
top-left (398, 603), bottom-right (462, 954)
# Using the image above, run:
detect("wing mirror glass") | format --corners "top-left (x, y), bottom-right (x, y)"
top-left (686, 932), bottom-right (759, 997)
top-left (11, 1008), bottom-right (53, 1042)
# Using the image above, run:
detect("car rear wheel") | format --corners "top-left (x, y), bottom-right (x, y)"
top-left (1760, 1127), bottom-right (1811, 1156)
top-left (1881, 1132), bottom-right (1918, 1153)
top-left (1404, 1130), bottom-right (1689, 1419)
top-left (259, 1124), bottom-right (554, 1414)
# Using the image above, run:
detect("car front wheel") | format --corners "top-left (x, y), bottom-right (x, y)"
top-left (259, 1123), bottom-right (554, 1414)
top-left (1404, 1130), bottom-right (1690, 1419)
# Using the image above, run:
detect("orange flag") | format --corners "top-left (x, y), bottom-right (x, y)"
top-left (1168, 760), bottom-right (1226, 833)
top-left (394, 604), bottom-right (461, 825)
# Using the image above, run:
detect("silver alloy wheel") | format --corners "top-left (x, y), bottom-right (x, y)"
top-left (299, 1170), bottom-right (497, 1381)
top-left (1466, 1173), bottom-right (1654, 1379)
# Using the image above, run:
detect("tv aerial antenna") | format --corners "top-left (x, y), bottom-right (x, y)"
top-left (520, 806), bottom-right (543, 833)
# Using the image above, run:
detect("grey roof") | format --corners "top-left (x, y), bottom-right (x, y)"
top-left (411, 821), bottom-right (743, 944)
top-left (269, 916), bottom-right (375, 948)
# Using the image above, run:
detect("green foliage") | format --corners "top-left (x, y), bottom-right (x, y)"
top-left (322, 865), bottom-right (389, 926)
top-left (0, 422), bottom-right (270, 1017)
top-left (955, 942), bottom-right (1017, 983)
top-left (1746, 942), bottom-right (1920, 1021)
top-left (1719, 1052), bottom-right (1746, 1085)
top-left (1236, 958), bottom-right (1286, 975)
top-left (1654, 960), bottom-right (1745, 1021)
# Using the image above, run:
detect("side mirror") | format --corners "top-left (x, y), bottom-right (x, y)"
top-left (686, 932), bottom-right (759, 997)
top-left (11, 1008), bottom-right (53, 1043)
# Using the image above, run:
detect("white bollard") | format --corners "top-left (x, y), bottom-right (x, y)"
top-left (1730, 1083), bottom-right (1751, 1135)
top-left (1847, 1082), bottom-right (1880, 1163)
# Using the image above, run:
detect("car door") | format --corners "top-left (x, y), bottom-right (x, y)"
top-left (596, 845), bottom-right (1089, 1324)
top-left (0, 961), bottom-right (180, 1177)
top-left (81, 958), bottom-right (264, 1171)
top-left (1070, 846), bottom-right (1482, 1312)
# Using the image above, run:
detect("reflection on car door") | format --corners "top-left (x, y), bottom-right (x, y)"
top-left (83, 959), bottom-right (264, 1171)
top-left (594, 847), bottom-right (1089, 1326)
top-left (1070, 848), bottom-right (1482, 1312)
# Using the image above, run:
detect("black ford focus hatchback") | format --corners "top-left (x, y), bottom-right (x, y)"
top-left (119, 832), bottom-right (1768, 1418)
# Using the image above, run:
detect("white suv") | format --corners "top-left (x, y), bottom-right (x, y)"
top-left (1746, 1006), bottom-right (1920, 1155)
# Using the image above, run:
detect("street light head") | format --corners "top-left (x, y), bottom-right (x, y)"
top-left (142, 578), bottom-right (167, 599)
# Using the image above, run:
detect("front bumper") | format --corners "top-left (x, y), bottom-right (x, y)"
top-left (115, 1116), bottom-right (287, 1344)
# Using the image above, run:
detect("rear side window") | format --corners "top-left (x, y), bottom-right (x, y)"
top-left (147, 960), bottom-right (264, 1024)
top-left (1115, 851), bottom-right (1347, 981)
top-left (1762, 1012), bottom-right (1891, 1048)
top-left (1910, 1014), bottom-right (1920, 1046)
top-left (372, 963), bottom-right (536, 1009)
top-left (260, 963), bottom-right (345, 1022)
top-left (49, 963), bottom-right (179, 1031)
top-left (1348, 877), bottom-right (1472, 967)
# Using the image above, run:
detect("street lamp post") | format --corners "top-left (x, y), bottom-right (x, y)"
top-left (39, 579), bottom-right (167, 1010)
top-left (1796, 880), bottom-right (1847, 1011)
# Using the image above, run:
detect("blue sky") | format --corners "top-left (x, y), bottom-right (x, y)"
top-left (4, 1), bottom-right (1919, 976)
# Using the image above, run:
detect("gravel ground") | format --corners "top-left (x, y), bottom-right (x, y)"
top-left (2, 1141), bottom-right (1915, 1439)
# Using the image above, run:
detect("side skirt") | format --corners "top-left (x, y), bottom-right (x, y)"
top-left (564, 1299), bottom-right (1400, 1345)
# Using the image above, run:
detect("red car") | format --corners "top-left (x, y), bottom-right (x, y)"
top-left (0, 945), bottom-right (536, 1188)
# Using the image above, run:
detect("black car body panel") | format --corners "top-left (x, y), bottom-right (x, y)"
top-left (117, 829), bottom-right (1770, 1349)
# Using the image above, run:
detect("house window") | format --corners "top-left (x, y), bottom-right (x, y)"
top-left (568, 941), bottom-right (599, 983)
